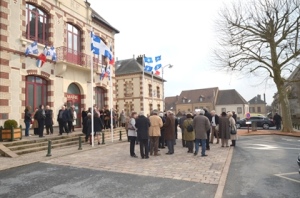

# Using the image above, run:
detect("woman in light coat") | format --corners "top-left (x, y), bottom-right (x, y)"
top-left (128, 112), bottom-right (138, 158)
top-left (228, 112), bottom-right (237, 147)
top-left (182, 113), bottom-right (195, 153)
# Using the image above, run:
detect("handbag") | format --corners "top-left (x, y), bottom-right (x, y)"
top-left (230, 126), bottom-right (237, 135)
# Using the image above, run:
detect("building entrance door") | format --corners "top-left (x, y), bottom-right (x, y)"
top-left (67, 83), bottom-right (81, 128)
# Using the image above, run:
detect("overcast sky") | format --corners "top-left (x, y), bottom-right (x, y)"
top-left (88, 0), bottom-right (277, 105)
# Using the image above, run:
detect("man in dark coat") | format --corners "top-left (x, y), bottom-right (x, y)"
top-left (174, 116), bottom-right (178, 145)
top-left (204, 108), bottom-right (212, 150)
top-left (232, 111), bottom-right (237, 122)
top-left (273, 113), bottom-right (282, 130)
top-left (57, 105), bottom-right (69, 135)
top-left (35, 104), bottom-right (45, 137)
top-left (135, 111), bottom-right (151, 159)
top-left (45, 105), bottom-right (53, 135)
top-left (163, 111), bottom-right (175, 155)
top-left (67, 106), bottom-right (74, 133)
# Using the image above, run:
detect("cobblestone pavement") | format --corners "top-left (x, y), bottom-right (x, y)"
top-left (0, 137), bottom-right (126, 171)
top-left (44, 139), bottom-right (231, 185)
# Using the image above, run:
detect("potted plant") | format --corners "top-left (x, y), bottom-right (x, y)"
top-left (0, 119), bottom-right (22, 141)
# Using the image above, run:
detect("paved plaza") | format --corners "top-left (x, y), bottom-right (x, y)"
top-left (44, 140), bottom-right (231, 185)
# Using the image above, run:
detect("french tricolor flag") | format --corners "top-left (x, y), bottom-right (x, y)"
top-left (36, 47), bottom-right (47, 68)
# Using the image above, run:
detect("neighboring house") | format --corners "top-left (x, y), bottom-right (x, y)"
top-left (165, 96), bottom-right (178, 113)
top-left (272, 66), bottom-right (300, 119)
top-left (0, 0), bottom-right (119, 127)
top-left (175, 87), bottom-right (219, 114)
top-left (248, 94), bottom-right (267, 116)
top-left (115, 55), bottom-right (164, 116)
top-left (215, 89), bottom-right (249, 120)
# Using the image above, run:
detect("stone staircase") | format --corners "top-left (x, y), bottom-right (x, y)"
top-left (0, 128), bottom-right (127, 157)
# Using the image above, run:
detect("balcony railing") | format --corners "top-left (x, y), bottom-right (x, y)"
top-left (56, 46), bottom-right (100, 69)
top-left (22, 32), bottom-right (52, 46)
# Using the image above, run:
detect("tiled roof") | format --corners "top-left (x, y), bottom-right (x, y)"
top-left (91, 9), bottom-right (120, 33)
top-left (177, 87), bottom-right (218, 104)
top-left (216, 89), bottom-right (248, 105)
top-left (248, 95), bottom-right (266, 104)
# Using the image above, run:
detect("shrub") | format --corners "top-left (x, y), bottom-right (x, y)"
top-left (3, 119), bottom-right (18, 129)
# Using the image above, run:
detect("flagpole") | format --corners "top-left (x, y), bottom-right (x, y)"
top-left (151, 71), bottom-right (154, 106)
top-left (109, 64), bottom-right (113, 143)
top-left (90, 28), bottom-right (94, 147)
top-left (142, 55), bottom-right (145, 112)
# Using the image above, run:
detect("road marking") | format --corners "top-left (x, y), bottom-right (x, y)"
top-left (274, 172), bottom-right (300, 184)
top-left (240, 136), bottom-right (300, 147)
top-left (244, 144), bottom-right (300, 150)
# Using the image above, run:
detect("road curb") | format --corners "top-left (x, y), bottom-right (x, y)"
top-left (238, 132), bottom-right (300, 137)
top-left (214, 147), bottom-right (233, 198)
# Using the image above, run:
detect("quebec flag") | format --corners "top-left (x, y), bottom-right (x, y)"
top-left (46, 46), bottom-right (57, 61)
top-left (91, 31), bottom-right (113, 63)
top-left (25, 41), bottom-right (39, 55)
top-left (144, 55), bottom-right (161, 72)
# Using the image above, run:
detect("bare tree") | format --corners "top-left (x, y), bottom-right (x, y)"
top-left (215, 0), bottom-right (300, 132)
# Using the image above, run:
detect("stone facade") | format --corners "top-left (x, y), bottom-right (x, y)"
top-left (248, 94), bottom-right (267, 116)
top-left (0, 0), bottom-right (118, 127)
top-left (115, 57), bottom-right (164, 116)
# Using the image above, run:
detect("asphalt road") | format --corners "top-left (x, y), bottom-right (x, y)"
top-left (223, 135), bottom-right (300, 198)
top-left (0, 162), bottom-right (216, 198)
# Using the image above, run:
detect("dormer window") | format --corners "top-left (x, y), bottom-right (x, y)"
top-left (188, 99), bottom-right (191, 103)
top-left (199, 95), bottom-right (204, 102)
top-left (182, 99), bottom-right (186, 103)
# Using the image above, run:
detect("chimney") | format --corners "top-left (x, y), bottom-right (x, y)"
top-left (176, 95), bottom-right (179, 101)
top-left (257, 94), bottom-right (261, 100)
top-left (116, 57), bottom-right (118, 61)
top-left (264, 93), bottom-right (266, 103)
top-left (136, 55), bottom-right (143, 65)
top-left (133, 54), bottom-right (135, 59)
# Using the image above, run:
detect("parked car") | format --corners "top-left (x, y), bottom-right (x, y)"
top-left (297, 153), bottom-right (300, 174)
top-left (236, 116), bottom-right (275, 129)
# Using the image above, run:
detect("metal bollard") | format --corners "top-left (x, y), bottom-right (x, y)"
top-left (46, 140), bottom-right (52, 157)
top-left (102, 132), bottom-right (105, 144)
top-left (119, 130), bottom-right (122, 141)
top-left (78, 136), bottom-right (82, 150)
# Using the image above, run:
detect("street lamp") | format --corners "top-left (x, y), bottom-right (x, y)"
top-left (162, 64), bottom-right (173, 112)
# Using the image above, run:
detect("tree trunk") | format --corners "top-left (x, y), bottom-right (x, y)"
top-left (276, 83), bottom-right (294, 132)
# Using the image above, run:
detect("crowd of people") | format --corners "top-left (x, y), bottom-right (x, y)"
top-left (23, 104), bottom-right (238, 158)
top-left (24, 104), bottom-right (76, 137)
top-left (124, 109), bottom-right (238, 159)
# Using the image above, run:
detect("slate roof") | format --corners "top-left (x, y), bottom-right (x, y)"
top-left (177, 87), bottom-right (218, 104)
top-left (91, 9), bottom-right (120, 33)
top-left (216, 89), bottom-right (248, 105)
top-left (115, 58), bottom-right (164, 81)
top-left (165, 96), bottom-right (178, 111)
top-left (248, 95), bottom-right (266, 104)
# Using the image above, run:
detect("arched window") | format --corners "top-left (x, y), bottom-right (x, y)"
top-left (25, 4), bottom-right (48, 44)
top-left (67, 83), bottom-right (80, 94)
top-left (26, 76), bottom-right (48, 109)
top-left (95, 87), bottom-right (106, 110)
top-left (67, 23), bottom-right (81, 65)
